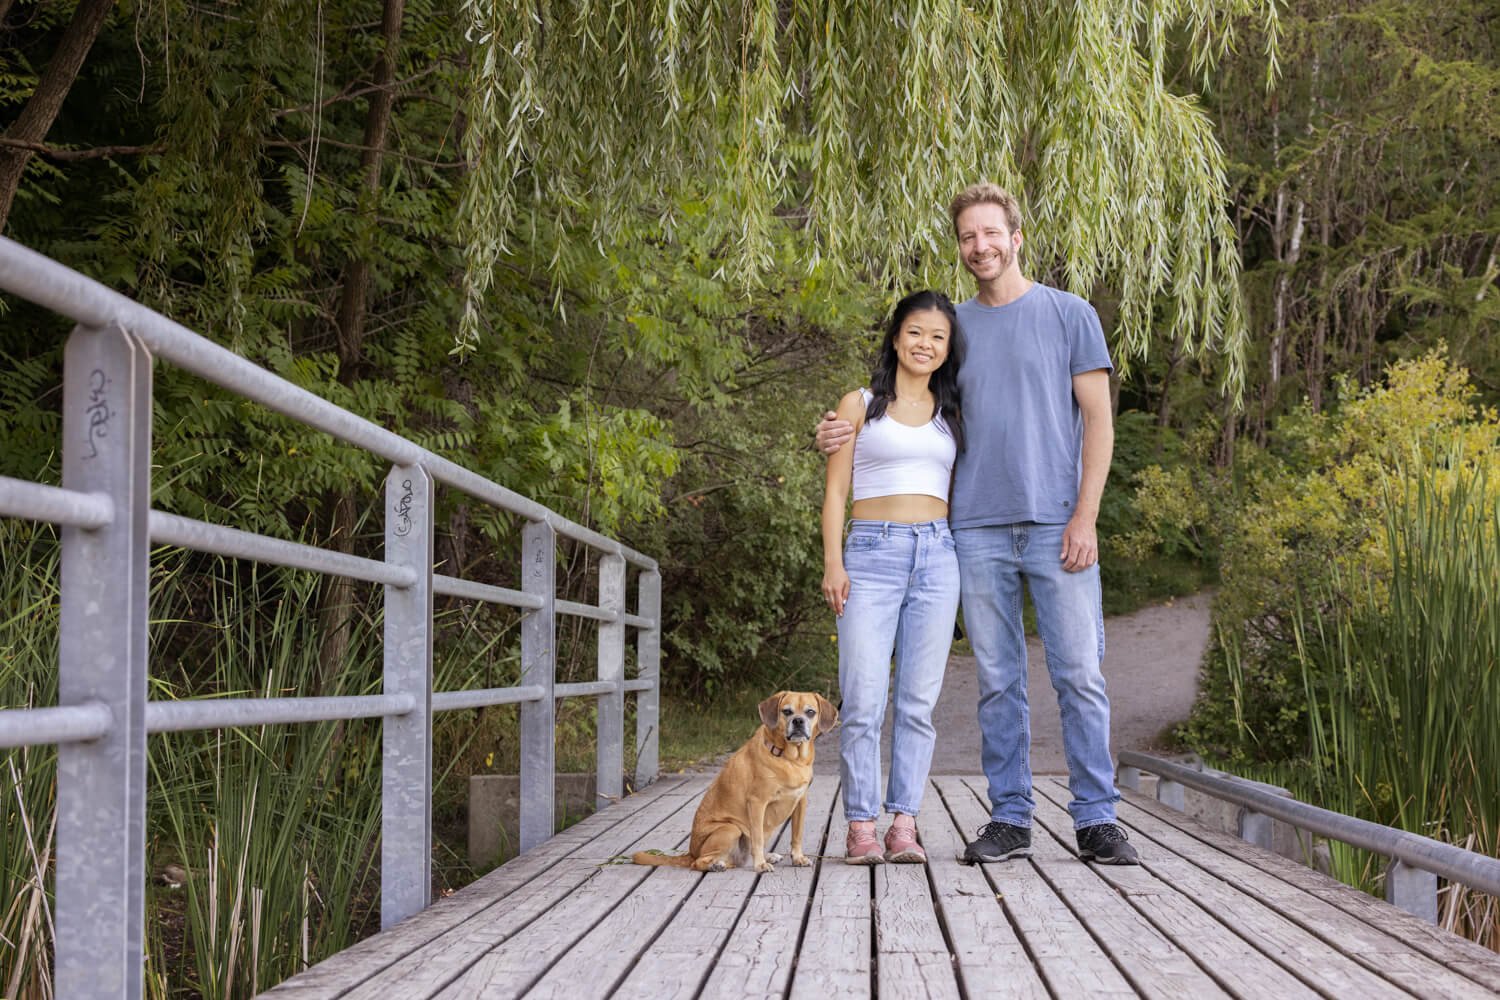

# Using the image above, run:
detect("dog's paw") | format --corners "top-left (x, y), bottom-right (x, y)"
top-left (709, 860), bottom-right (727, 872)
top-left (764, 852), bottom-right (782, 865)
top-left (754, 860), bottom-right (774, 873)
top-left (791, 853), bottom-right (812, 867)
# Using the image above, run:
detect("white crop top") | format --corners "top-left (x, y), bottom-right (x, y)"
top-left (851, 389), bottom-right (957, 502)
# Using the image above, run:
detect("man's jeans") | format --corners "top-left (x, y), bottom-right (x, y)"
top-left (955, 522), bottom-right (1119, 830)
top-left (837, 519), bottom-right (961, 821)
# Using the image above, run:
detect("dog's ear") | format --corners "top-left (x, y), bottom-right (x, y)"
top-left (815, 694), bottom-right (840, 736)
top-left (758, 692), bottom-right (785, 732)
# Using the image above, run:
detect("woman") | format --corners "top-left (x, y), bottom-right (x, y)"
top-left (821, 289), bottom-right (965, 864)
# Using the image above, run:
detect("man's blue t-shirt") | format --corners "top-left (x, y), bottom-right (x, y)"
top-left (950, 284), bottom-right (1113, 528)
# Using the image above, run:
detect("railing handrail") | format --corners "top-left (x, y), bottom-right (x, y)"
top-left (0, 236), bottom-right (664, 1000)
top-left (0, 235), bottom-right (656, 570)
top-left (1118, 750), bottom-right (1500, 898)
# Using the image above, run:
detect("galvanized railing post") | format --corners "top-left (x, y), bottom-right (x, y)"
top-left (519, 521), bottom-right (557, 851)
top-left (596, 554), bottom-right (626, 807)
top-left (57, 323), bottom-right (150, 1000)
top-left (634, 569), bottom-right (661, 789)
top-left (380, 465), bottom-right (434, 928)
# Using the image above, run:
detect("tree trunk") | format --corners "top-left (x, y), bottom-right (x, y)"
top-left (1216, 397), bottom-right (1238, 468)
top-left (0, 0), bottom-right (116, 231)
top-left (315, 492), bottom-right (360, 694)
top-left (1269, 192), bottom-right (1304, 391)
top-left (1308, 153), bottom-right (1337, 412)
top-left (334, 0), bottom-right (405, 373)
top-left (1156, 329), bottom-right (1186, 430)
top-left (318, 0), bottom-right (406, 689)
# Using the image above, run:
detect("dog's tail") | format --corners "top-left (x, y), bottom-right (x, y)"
top-left (630, 850), bottom-right (695, 867)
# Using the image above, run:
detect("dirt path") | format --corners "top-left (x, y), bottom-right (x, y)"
top-left (814, 590), bottom-right (1213, 779)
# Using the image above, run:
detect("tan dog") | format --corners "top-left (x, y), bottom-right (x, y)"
top-left (632, 691), bottom-right (838, 872)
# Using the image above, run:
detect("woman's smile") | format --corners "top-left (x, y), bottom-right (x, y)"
top-left (896, 308), bottom-right (951, 375)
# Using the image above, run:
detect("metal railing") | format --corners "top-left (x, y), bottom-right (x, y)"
top-left (0, 237), bottom-right (662, 999)
top-left (1118, 751), bottom-right (1500, 923)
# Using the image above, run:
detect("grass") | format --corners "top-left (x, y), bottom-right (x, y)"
top-left (1101, 550), bottom-right (1214, 617)
top-left (660, 684), bottom-right (773, 770)
top-left (1219, 459), bottom-right (1499, 950)
top-left (659, 629), bottom-right (839, 771)
top-left (1298, 464), bottom-right (1497, 947)
top-left (144, 562), bottom-right (387, 998)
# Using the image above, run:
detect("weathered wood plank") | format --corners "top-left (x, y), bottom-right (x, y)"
top-left (934, 777), bottom-right (1137, 998)
top-left (920, 780), bottom-right (1049, 999)
top-left (787, 794), bottom-right (873, 999)
top-left (428, 786), bottom-right (705, 999)
top-left (334, 779), bottom-right (704, 1000)
top-left (1030, 779), bottom-right (1321, 1000)
top-left (1116, 792), bottom-right (1491, 999)
top-left (269, 771), bottom-right (1500, 1000)
top-left (958, 777), bottom-right (1230, 1000)
top-left (696, 867), bottom-right (815, 1000)
top-left (695, 777), bottom-right (838, 1000)
top-left (522, 866), bottom-right (703, 998)
top-left (259, 775), bottom-right (693, 998)
top-left (874, 859), bottom-right (961, 999)
top-left (960, 779), bottom-right (1230, 1000)
top-left (1124, 787), bottom-right (1500, 994)
top-left (619, 774), bottom-right (840, 1000)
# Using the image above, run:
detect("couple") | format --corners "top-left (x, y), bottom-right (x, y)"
top-left (818, 183), bottom-right (1139, 867)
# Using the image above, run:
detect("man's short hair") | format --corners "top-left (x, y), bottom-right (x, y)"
top-left (949, 183), bottom-right (1023, 236)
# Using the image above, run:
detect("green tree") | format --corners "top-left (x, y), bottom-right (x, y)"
top-left (456, 0), bottom-right (1278, 394)
top-left (1205, 0), bottom-right (1499, 441)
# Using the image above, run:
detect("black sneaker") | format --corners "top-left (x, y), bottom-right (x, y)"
top-left (1076, 823), bottom-right (1139, 865)
top-left (962, 821), bottom-right (1032, 864)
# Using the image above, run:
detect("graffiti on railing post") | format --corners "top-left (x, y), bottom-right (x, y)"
top-left (84, 368), bottom-right (112, 459)
top-left (393, 478), bottom-right (414, 536)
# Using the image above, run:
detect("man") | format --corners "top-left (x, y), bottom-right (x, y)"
top-left (816, 183), bottom-right (1138, 865)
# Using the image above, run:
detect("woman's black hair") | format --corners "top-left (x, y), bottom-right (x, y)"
top-left (866, 289), bottom-right (965, 451)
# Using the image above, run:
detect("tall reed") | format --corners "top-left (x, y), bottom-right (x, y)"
top-left (1, 512), bottom-right (556, 997)
top-left (145, 559), bottom-right (387, 998)
top-left (0, 523), bottom-right (62, 1000)
top-left (1294, 460), bottom-right (1498, 947)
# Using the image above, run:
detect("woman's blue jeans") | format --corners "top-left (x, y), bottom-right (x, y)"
top-left (954, 521), bottom-right (1120, 830)
top-left (837, 519), bottom-right (961, 821)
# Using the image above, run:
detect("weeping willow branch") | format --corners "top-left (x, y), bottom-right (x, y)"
top-left (455, 1), bottom-right (1278, 402)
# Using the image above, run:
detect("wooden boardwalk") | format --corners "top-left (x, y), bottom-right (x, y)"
top-left (263, 774), bottom-right (1500, 999)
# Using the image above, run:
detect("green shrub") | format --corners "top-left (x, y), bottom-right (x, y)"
top-left (1170, 349), bottom-right (1500, 762)
top-left (1099, 411), bottom-right (1218, 613)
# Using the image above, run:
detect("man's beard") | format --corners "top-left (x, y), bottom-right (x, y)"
top-left (966, 243), bottom-right (1012, 278)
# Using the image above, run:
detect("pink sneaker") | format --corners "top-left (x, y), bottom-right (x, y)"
top-left (845, 820), bottom-right (884, 865)
top-left (884, 818), bottom-right (927, 863)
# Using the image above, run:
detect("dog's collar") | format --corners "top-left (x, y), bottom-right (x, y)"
top-left (764, 738), bottom-right (785, 757)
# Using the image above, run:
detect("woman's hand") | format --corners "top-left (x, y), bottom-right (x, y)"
top-left (822, 566), bottom-right (851, 617)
